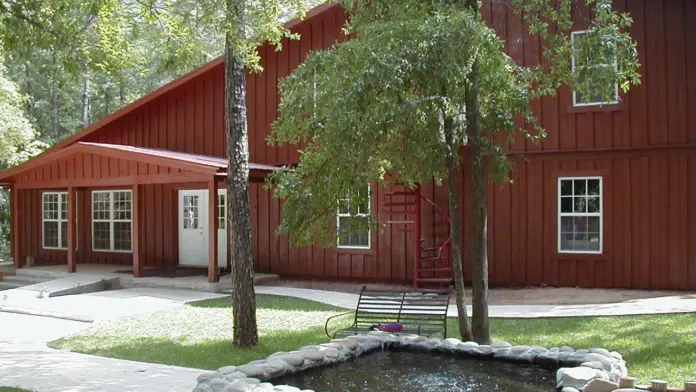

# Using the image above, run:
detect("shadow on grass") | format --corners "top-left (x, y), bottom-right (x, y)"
top-left (53, 325), bottom-right (352, 371)
top-left (189, 294), bottom-right (348, 312)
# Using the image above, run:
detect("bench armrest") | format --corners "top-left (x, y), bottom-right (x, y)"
top-left (325, 311), bottom-right (355, 338)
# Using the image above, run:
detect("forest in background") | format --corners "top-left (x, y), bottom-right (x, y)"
top-left (0, 0), bottom-right (228, 257)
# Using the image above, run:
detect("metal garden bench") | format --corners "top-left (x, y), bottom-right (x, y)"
top-left (325, 285), bottom-right (451, 338)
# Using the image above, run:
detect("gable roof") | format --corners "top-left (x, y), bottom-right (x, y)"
top-left (0, 142), bottom-right (281, 184)
top-left (49, 1), bottom-right (339, 154)
top-left (0, 1), bottom-right (340, 183)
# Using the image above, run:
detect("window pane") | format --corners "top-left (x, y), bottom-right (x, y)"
top-left (573, 197), bottom-right (587, 213)
top-left (575, 216), bottom-right (589, 233)
top-left (560, 180), bottom-right (573, 196)
top-left (113, 222), bottom-right (132, 251)
top-left (560, 216), bottom-right (575, 233)
top-left (573, 179), bottom-right (586, 196)
top-left (183, 196), bottom-right (199, 229)
top-left (93, 222), bottom-right (111, 250)
top-left (218, 194), bottom-right (226, 229)
top-left (43, 222), bottom-right (59, 248)
top-left (560, 216), bottom-right (591, 252)
top-left (587, 233), bottom-right (601, 251)
top-left (357, 199), bottom-right (369, 215)
top-left (113, 192), bottom-right (132, 220)
top-left (574, 232), bottom-right (589, 250)
top-left (575, 87), bottom-right (617, 105)
top-left (356, 234), bottom-right (369, 247)
top-left (337, 218), bottom-right (350, 246)
top-left (587, 216), bottom-right (600, 232)
top-left (588, 179), bottom-right (600, 195)
top-left (60, 221), bottom-right (68, 248)
top-left (93, 193), bottom-right (111, 220)
top-left (338, 199), bottom-right (349, 215)
top-left (560, 232), bottom-right (575, 252)
top-left (60, 194), bottom-right (68, 220)
top-left (560, 197), bottom-right (573, 213)
top-left (587, 197), bottom-right (600, 213)
top-left (44, 194), bottom-right (59, 220)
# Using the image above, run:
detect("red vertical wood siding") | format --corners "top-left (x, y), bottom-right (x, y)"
top-left (12, 2), bottom-right (695, 289)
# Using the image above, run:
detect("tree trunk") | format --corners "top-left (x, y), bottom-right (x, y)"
top-left (104, 85), bottom-right (111, 119)
top-left (24, 62), bottom-right (33, 117)
top-left (51, 51), bottom-right (60, 139)
top-left (446, 155), bottom-right (473, 341)
top-left (466, 60), bottom-right (490, 344)
top-left (441, 111), bottom-right (473, 341)
top-left (225, 0), bottom-right (258, 348)
top-left (459, 0), bottom-right (490, 345)
top-left (82, 72), bottom-right (91, 128)
top-left (119, 82), bottom-right (126, 107)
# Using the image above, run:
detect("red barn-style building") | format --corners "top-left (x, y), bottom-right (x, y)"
top-left (1, 1), bottom-right (694, 290)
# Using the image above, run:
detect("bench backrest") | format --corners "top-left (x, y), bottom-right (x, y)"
top-left (353, 286), bottom-right (450, 334)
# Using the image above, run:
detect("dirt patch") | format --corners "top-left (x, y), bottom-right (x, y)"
top-left (266, 278), bottom-right (695, 306)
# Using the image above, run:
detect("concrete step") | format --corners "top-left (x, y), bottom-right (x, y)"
top-left (3, 274), bottom-right (51, 285)
top-left (17, 275), bottom-right (121, 297)
top-left (0, 280), bottom-right (25, 290)
top-left (0, 274), bottom-right (54, 291)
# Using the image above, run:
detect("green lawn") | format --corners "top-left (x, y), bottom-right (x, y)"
top-left (50, 295), bottom-right (695, 386)
top-left (50, 295), bottom-right (352, 370)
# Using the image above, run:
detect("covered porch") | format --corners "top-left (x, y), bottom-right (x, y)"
top-left (0, 142), bottom-right (278, 283)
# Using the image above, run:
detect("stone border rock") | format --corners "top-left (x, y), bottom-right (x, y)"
top-left (193, 332), bottom-right (627, 392)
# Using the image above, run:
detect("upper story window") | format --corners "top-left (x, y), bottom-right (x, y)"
top-left (42, 192), bottom-right (67, 249)
top-left (571, 30), bottom-right (619, 107)
top-left (337, 186), bottom-right (370, 249)
top-left (558, 177), bottom-right (602, 254)
top-left (92, 190), bottom-right (132, 252)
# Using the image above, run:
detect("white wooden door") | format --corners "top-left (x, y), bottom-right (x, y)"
top-left (217, 189), bottom-right (227, 266)
top-left (178, 189), bottom-right (209, 267)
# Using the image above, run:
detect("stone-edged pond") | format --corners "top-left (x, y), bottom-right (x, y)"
top-left (193, 332), bottom-right (628, 392)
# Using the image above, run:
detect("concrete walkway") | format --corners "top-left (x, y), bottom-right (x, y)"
top-left (255, 286), bottom-right (696, 318)
top-left (0, 288), bottom-right (224, 392)
top-left (1, 286), bottom-right (226, 322)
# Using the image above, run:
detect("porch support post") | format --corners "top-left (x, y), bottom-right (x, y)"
top-left (67, 186), bottom-right (77, 273)
top-left (11, 186), bottom-right (21, 268)
top-left (132, 184), bottom-right (143, 278)
top-left (208, 179), bottom-right (219, 283)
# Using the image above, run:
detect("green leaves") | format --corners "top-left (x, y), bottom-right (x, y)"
top-left (0, 60), bottom-right (46, 168)
top-left (270, 0), bottom-right (640, 248)
top-left (270, 2), bottom-right (531, 246)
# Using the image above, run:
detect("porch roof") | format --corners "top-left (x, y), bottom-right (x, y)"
top-left (0, 142), bottom-right (281, 185)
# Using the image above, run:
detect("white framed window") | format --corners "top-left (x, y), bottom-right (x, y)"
top-left (42, 192), bottom-right (79, 249)
top-left (571, 30), bottom-right (619, 106)
top-left (337, 186), bottom-right (371, 249)
top-left (42, 192), bottom-right (66, 249)
top-left (558, 177), bottom-right (602, 254)
top-left (217, 190), bottom-right (226, 230)
top-left (92, 190), bottom-right (132, 252)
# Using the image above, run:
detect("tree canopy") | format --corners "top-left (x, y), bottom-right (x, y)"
top-left (270, 0), bottom-right (639, 246)
top-left (0, 58), bottom-right (44, 168)
top-left (269, 0), bottom-right (641, 341)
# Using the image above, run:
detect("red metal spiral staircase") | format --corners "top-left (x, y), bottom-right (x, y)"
top-left (383, 185), bottom-right (452, 290)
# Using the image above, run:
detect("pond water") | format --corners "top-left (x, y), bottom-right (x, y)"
top-left (273, 351), bottom-right (556, 392)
